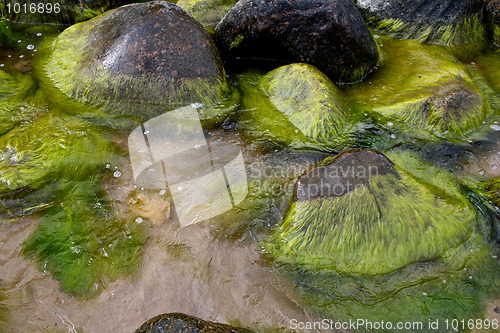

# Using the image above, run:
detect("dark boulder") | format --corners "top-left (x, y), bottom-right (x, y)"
top-left (46, 1), bottom-right (230, 122)
top-left (487, 0), bottom-right (500, 45)
top-left (214, 0), bottom-right (379, 84)
top-left (135, 313), bottom-right (254, 333)
top-left (354, 0), bottom-right (488, 46)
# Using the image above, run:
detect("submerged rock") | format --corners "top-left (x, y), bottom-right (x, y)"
top-left (214, 0), bottom-right (379, 83)
top-left (46, 1), bottom-right (230, 123)
top-left (354, 0), bottom-right (487, 46)
top-left (240, 64), bottom-right (350, 151)
top-left (345, 36), bottom-right (491, 139)
top-left (135, 313), bottom-right (254, 333)
top-left (265, 149), bottom-right (500, 328)
top-left (267, 149), bottom-right (475, 275)
top-left (177, 0), bottom-right (238, 32)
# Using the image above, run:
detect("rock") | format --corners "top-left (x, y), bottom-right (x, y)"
top-left (214, 0), bottom-right (379, 83)
top-left (177, 0), bottom-right (238, 32)
top-left (354, 0), bottom-right (487, 46)
top-left (239, 63), bottom-right (350, 151)
top-left (487, 0), bottom-right (500, 46)
top-left (0, 114), bottom-right (115, 197)
top-left (266, 149), bottom-right (476, 275)
top-left (45, 1), bottom-right (231, 123)
top-left (0, 0), bottom-right (132, 25)
top-left (344, 36), bottom-right (491, 139)
top-left (135, 313), bottom-right (254, 333)
top-left (265, 148), bottom-right (500, 329)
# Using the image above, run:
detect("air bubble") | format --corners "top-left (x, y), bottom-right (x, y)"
top-left (390, 134), bottom-right (396, 139)
top-left (36, 32), bottom-right (42, 37)
top-left (27, 44), bottom-right (35, 50)
top-left (113, 170), bottom-right (122, 178)
top-left (490, 124), bottom-right (500, 131)
top-left (478, 170), bottom-right (485, 175)
top-left (135, 217), bottom-right (144, 224)
top-left (159, 189), bottom-right (166, 195)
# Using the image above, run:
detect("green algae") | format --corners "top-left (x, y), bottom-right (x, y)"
top-left (177, 0), bottom-right (237, 31)
top-left (344, 35), bottom-right (491, 140)
top-left (0, 113), bottom-right (116, 196)
top-left (368, 13), bottom-right (488, 48)
top-left (23, 179), bottom-right (147, 296)
top-left (239, 64), bottom-right (351, 152)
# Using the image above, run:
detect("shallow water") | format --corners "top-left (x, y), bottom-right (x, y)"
top-left (0, 17), bottom-right (499, 333)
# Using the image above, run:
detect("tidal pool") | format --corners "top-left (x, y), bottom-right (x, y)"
top-left (0, 12), bottom-right (499, 333)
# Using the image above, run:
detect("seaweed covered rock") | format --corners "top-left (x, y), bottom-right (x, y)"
top-left (0, 0), bottom-right (132, 25)
top-left (135, 313), bottom-right (254, 333)
top-left (354, 0), bottom-right (487, 46)
top-left (214, 0), bottom-right (379, 83)
top-left (240, 64), bottom-right (350, 151)
top-left (23, 179), bottom-right (146, 296)
top-left (265, 149), bottom-right (500, 328)
top-left (345, 36), bottom-right (491, 139)
top-left (177, 0), bottom-right (238, 32)
top-left (46, 1), bottom-right (230, 123)
top-left (267, 149), bottom-right (475, 275)
top-left (0, 114), bottom-right (115, 205)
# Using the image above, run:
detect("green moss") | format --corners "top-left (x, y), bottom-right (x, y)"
top-left (344, 36), bottom-right (491, 140)
top-left (23, 180), bottom-right (147, 296)
top-left (239, 64), bottom-right (351, 152)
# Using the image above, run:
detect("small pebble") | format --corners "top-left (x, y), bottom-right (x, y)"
top-left (113, 170), bottom-right (122, 178)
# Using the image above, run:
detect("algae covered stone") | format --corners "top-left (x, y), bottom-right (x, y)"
top-left (135, 313), bottom-right (254, 333)
top-left (267, 149), bottom-right (475, 275)
top-left (354, 0), bottom-right (488, 46)
top-left (177, 0), bottom-right (237, 32)
top-left (215, 0), bottom-right (379, 83)
top-left (265, 149), bottom-right (500, 329)
top-left (240, 64), bottom-right (350, 151)
top-left (46, 1), bottom-right (230, 122)
top-left (345, 36), bottom-right (491, 139)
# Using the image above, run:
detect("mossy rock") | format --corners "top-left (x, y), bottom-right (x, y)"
top-left (45, 1), bottom-right (231, 123)
top-left (135, 313), bottom-right (254, 333)
top-left (266, 149), bottom-right (476, 275)
top-left (176, 0), bottom-right (237, 32)
top-left (265, 149), bottom-right (500, 330)
top-left (214, 0), bottom-right (379, 84)
top-left (0, 70), bottom-right (22, 101)
top-left (23, 179), bottom-right (147, 296)
top-left (0, 113), bottom-right (116, 198)
top-left (354, 0), bottom-right (488, 47)
top-left (0, 0), bottom-right (133, 25)
top-left (239, 64), bottom-right (350, 151)
top-left (344, 36), bottom-right (491, 139)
